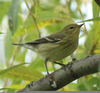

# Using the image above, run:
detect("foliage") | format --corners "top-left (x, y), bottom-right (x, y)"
top-left (0, 0), bottom-right (100, 92)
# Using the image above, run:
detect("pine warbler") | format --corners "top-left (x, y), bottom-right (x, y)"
top-left (13, 24), bottom-right (83, 75)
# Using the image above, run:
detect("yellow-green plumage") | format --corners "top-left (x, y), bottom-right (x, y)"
top-left (30, 24), bottom-right (82, 61)
top-left (13, 24), bottom-right (83, 75)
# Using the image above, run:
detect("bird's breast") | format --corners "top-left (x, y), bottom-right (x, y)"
top-left (36, 38), bottom-right (78, 62)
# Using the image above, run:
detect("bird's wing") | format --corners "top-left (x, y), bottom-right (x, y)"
top-left (26, 33), bottom-right (65, 44)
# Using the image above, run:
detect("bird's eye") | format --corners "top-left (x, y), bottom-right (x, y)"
top-left (69, 27), bottom-right (74, 29)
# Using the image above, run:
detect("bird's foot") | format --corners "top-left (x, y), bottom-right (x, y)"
top-left (72, 58), bottom-right (77, 61)
top-left (67, 58), bottom-right (77, 65)
top-left (46, 72), bottom-right (53, 79)
top-left (53, 61), bottom-right (66, 66)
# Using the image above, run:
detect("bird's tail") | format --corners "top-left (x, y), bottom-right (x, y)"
top-left (12, 43), bottom-right (23, 46)
top-left (12, 43), bottom-right (34, 51)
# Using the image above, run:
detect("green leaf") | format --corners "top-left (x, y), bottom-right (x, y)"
top-left (77, 17), bottom-right (100, 23)
top-left (77, 83), bottom-right (87, 91)
top-left (4, 31), bottom-right (14, 61)
top-left (0, 63), bottom-right (27, 76)
top-left (92, 0), bottom-right (100, 18)
top-left (14, 49), bottom-right (27, 62)
top-left (67, 82), bottom-right (78, 91)
top-left (94, 0), bottom-right (100, 7)
top-left (5, 81), bottom-right (30, 91)
top-left (0, 88), bottom-right (13, 91)
top-left (77, 75), bottom-right (100, 91)
top-left (0, 1), bottom-right (11, 23)
top-left (8, 0), bottom-right (19, 35)
top-left (0, 32), bottom-right (3, 34)
top-left (7, 84), bottom-right (25, 90)
top-left (0, 65), bottom-right (44, 81)
top-left (85, 21), bottom-right (100, 55)
top-left (29, 56), bottom-right (45, 71)
top-left (12, 18), bottom-right (70, 39)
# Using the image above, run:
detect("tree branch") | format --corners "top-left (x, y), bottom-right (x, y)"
top-left (17, 54), bottom-right (100, 92)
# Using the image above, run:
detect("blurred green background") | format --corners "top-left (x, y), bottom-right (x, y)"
top-left (0, 0), bottom-right (100, 92)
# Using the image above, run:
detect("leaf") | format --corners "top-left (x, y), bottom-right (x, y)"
top-left (67, 82), bottom-right (78, 91)
top-left (92, 0), bottom-right (100, 18)
top-left (0, 65), bottom-right (44, 81)
top-left (0, 32), bottom-right (3, 34)
top-left (94, 0), bottom-right (100, 7)
top-left (15, 49), bottom-right (27, 62)
top-left (58, 86), bottom-right (75, 91)
top-left (0, 1), bottom-right (11, 23)
top-left (12, 18), bottom-right (71, 39)
top-left (29, 56), bottom-right (45, 71)
top-left (0, 63), bottom-right (27, 76)
top-left (77, 17), bottom-right (100, 23)
top-left (8, 0), bottom-right (19, 35)
top-left (4, 81), bottom-right (30, 92)
top-left (85, 21), bottom-right (100, 55)
top-left (77, 83), bottom-right (87, 91)
top-left (4, 31), bottom-right (14, 61)
top-left (7, 84), bottom-right (25, 90)
top-left (77, 75), bottom-right (100, 91)
top-left (0, 88), bottom-right (13, 91)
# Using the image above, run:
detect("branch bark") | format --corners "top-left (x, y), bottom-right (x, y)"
top-left (17, 54), bottom-right (100, 92)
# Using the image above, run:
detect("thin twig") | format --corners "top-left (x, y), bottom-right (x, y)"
top-left (24, 0), bottom-right (41, 38)
top-left (75, 0), bottom-right (88, 36)
top-left (33, 0), bottom-right (37, 17)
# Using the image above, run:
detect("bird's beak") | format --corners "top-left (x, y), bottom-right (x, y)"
top-left (79, 24), bottom-right (84, 27)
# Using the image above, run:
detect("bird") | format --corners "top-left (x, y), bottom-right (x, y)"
top-left (12, 23), bottom-right (83, 76)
